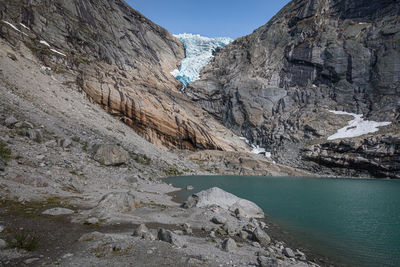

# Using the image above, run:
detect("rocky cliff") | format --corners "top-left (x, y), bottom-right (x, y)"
top-left (0, 0), bottom-right (248, 152)
top-left (187, 0), bottom-right (400, 178)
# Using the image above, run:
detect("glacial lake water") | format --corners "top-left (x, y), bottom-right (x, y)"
top-left (167, 176), bottom-right (400, 267)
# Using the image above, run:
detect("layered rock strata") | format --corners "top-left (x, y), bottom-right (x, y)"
top-left (187, 0), bottom-right (400, 177)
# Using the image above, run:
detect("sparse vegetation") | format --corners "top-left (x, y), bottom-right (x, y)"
top-left (163, 166), bottom-right (183, 176)
top-left (72, 136), bottom-right (80, 143)
top-left (134, 154), bottom-right (151, 165)
top-left (0, 141), bottom-right (12, 162)
top-left (9, 229), bottom-right (39, 251)
top-left (82, 141), bottom-right (88, 152)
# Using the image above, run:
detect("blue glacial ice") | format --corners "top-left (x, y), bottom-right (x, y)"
top-left (171, 33), bottom-right (232, 90)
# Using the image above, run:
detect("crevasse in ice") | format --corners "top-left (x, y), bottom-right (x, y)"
top-left (171, 33), bottom-right (232, 90)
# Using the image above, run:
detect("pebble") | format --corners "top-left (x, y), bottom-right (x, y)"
top-left (86, 218), bottom-right (99, 224)
top-left (283, 247), bottom-right (296, 258)
top-left (0, 239), bottom-right (7, 249)
top-left (24, 258), bottom-right (40, 264)
top-left (0, 226), bottom-right (4, 232)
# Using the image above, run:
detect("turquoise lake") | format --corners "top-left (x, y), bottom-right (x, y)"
top-left (167, 176), bottom-right (400, 267)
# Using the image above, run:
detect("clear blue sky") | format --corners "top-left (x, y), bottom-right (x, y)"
top-left (126, 0), bottom-right (291, 39)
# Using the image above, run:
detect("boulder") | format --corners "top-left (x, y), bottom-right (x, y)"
top-left (253, 227), bottom-right (271, 246)
top-left (221, 238), bottom-right (236, 252)
top-left (283, 247), bottom-right (296, 258)
top-left (157, 229), bottom-right (184, 247)
top-left (211, 215), bottom-right (227, 224)
top-left (184, 187), bottom-right (264, 218)
top-left (95, 191), bottom-right (136, 213)
top-left (134, 224), bottom-right (149, 237)
top-left (42, 208), bottom-right (74, 216)
top-left (4, 116), bottom-right (18, 127)
top-left (93, 144), bottom-right (130, 166)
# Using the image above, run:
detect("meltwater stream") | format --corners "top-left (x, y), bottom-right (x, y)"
top-left (167, 176), bottom-right (400, 267)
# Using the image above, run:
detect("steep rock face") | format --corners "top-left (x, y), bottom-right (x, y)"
top-left (187, 0), bottom-right (400, 177)
top-left (0, 0), bottom-right (248, 151)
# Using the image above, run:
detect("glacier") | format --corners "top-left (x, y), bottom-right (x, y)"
top-left (171, 33), bottom-right (232, 90)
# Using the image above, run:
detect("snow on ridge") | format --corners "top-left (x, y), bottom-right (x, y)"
top-left (40, 40), bottom-right (51, 47)
top-left (20, 23), bottom-right (29, 30)
top-left (50, 48), bottom-right (66, 57)
top-left (171, 33), bottom-right (232, 90)
top-left (327, 110), bottom-right (391, 140)
top-left (1, 20), bottom-right (28, 36)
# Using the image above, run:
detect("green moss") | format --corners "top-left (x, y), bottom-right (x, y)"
top-left (134, 154), bottom-right (151, 165)
top-left (0, 141), bottom-right (12, 162)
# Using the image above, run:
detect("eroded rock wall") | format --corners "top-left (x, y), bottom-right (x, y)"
top-left (0, 0), bottom-right (248, 151)
top-left (187, 0), bottom-right (400, 177)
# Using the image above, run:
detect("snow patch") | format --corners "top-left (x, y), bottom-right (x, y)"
top-left (20, 23), bottom-right (29, 30)
top-left (1, 20), bottom-right (28, 36)
top-left (240, 137), bottom-right (271, 158)
top-left (171, 33), bottom-right (232, 89)
top-left (40, 40), bottom-right (51, 47)
top-left (50, 49), bottom-right (66, 57)
top-left (327, 110), bottom-right (391, 140)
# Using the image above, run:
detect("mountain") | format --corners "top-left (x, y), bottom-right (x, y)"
top-left (186, 0), bottom-right (400, 178)
top-left (0, 0), bottom-right (247, 152)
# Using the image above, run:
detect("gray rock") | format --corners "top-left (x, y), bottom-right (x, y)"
top-left (0, 160), bottom-right (5, 172)
top-left (258, 256), bottom-right (279, 267)
top-left (142, 232), bottom-right (155, 241)
top-left (283, 247), bottom-right (296, 258)
top-left (7, 52), bottom-right (17, 61)
top-left (42, 208), bottom-right (74, 216)
top-left (133, 224), bottom-right (149, 237)
top-left (27, 129), bottom-right (43, 142)
top-left (221, 238), bottom-right (236, 252)
top-left (58, 138), bottom-right (72, 148)
top-left (0, 239), bottom-right (7, 249)
top-left (5, 115), bottom-right (18, 127)
top-left (157, 229), bottom-right (184, 247)
top-left (93, 144), bottom-right (130, 166)
top-left (182, 223), bottom-right (192, 235)
top-left (15, 121), bottom-right (34, 129)
top-left (211, 215), bottom-right (227, 224)
top-left (95, 191), bottom-right (136, 213)
top-left (79, 231), bottom-right (105, 242)
top-left (235, 207), bottom-right (246, 218)
top-left (0, 226), bottom-right (4, 233)
top-left (86, 218), bottom-right (99, 224)
top-left (184, 187), bottom-right (264, 218)
top-left (239, 230), bottom-right (249, 240)
top-left (24, 258), bottom-right (40, 264)
top-left (253, 227), bottom-right (271, 247)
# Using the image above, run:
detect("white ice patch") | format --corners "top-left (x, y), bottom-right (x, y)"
top-left (1, 20), bottom-right (28, 36)
top-left (50, 49), bottom-right (66, 57)
top-left (40, 40), bottom-right (51, 47)
top-left (171, 33), bottom-right (232, 89)
top-left (327, 110), bottom-right (391, 140)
